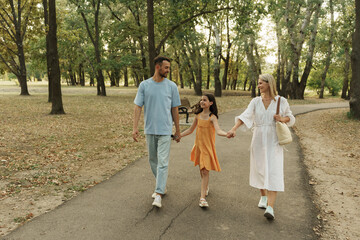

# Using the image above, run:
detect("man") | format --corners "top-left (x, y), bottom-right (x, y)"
top-left (133, 56), bottom-right (181, 208)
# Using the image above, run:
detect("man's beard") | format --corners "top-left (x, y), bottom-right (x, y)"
top-left (160, 72), bottom-right (167, 78)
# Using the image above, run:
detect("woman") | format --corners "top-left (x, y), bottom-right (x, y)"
top-left (227, 73), bottom-right (295, 220)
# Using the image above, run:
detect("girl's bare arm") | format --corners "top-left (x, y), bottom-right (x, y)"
top-left (227, 119), bottom-right (244, 138)
top-left (180, 117), bottom-right (198, 138)
top-left (211, 116), bottom-right (227, 137)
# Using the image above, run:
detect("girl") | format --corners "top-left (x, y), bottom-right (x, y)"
top-left (180, 94), bottom-right (227, 208)
top-left (227, 74), bottom-right (295, 219)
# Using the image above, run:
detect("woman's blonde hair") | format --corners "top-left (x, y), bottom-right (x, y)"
top-left (259, 73), bottom-right (277, 99)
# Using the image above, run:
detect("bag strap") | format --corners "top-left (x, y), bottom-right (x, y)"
top-left (276, 96), bottom-right (281, 115)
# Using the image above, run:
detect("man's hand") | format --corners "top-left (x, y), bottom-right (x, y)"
top-left (133, 105), bottom-right (142, 142)
top-left (227, 129), bottom-right (236, 138)
top-left (132, 129), bottom-right (139, 142)
top-left (173, 131), bottom-right (181, 143)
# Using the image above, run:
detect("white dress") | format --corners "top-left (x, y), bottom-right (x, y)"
top-left (235, 96), bottom-right (295, 191)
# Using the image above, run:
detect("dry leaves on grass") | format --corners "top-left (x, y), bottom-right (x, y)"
top-left (0, 93), bottom-right (147, 235)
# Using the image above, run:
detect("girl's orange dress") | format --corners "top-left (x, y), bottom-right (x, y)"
top-left (190, 114), bottom-right (221, 171)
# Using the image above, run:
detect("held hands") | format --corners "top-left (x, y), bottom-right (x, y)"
top-left (172, 131), bottom-right (181, 143)
top-left (226, 129), bottom-right (236, 138)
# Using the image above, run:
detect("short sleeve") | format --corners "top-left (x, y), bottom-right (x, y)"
top-left (171, 83), bottom-right (181, 108)
top-left (281, 97), bottom-right (295, 127)
top-left (134, 82), bottom-right (144, 107)
top-left (235, 98), bottom-right (256, 131)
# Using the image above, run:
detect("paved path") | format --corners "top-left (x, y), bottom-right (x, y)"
top-left (3, 101), bottom-right (348, 240)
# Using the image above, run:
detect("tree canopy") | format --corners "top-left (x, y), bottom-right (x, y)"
top-left (0, 0), bottom-right (357, 101)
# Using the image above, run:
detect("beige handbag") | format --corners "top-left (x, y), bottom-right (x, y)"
top-left (276, 97), bottom-right (292, 145)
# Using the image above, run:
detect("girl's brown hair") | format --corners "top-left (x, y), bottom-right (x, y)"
top-left (193, 94), bottom-right (219, 118)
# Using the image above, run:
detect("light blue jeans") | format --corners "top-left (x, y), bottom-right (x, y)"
top-left (145, 134), bottom-right (171, 195)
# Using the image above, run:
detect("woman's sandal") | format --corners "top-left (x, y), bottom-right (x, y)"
top-left (199, 198), bottom-right (209, 208)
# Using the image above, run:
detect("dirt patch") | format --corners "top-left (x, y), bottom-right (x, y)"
top-left (293, 108), bottom-right (360, 240)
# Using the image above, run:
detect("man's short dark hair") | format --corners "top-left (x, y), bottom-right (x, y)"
top-left (154, 56), bottom-right (171, 66)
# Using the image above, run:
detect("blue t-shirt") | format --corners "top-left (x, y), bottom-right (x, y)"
top-left (134, 78), bottom-right (181, 135)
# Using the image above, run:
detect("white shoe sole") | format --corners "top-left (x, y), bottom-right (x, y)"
top-left (258, 204), bottom-right (267, 209)
top-left (199, 203), bottom-right (208, 208)
top-left (152, 202), bottom-right (162, 208)
top-left (264, 211), bottom-right (274, 219)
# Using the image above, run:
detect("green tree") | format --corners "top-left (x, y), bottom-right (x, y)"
top-left (0, 0), bottom-right (40, 95)
top-left (70, 0), bottom-right (106, 96)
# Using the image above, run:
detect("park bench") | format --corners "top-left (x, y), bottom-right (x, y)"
top-left (178, 97), bottom-right (194, 123)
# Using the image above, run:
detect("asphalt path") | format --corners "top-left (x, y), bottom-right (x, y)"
top-left (3, 101), bottom-right (348, 240)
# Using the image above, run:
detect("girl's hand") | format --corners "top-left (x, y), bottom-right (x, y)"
top-left (227, 129), bottom-right (236, 138)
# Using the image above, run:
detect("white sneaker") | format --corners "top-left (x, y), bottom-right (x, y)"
top-left (264, 206), bottom-right (275, 219)
top-left (152, 188), bottom-right (167, 198)
top-left (199, 198), bottom-right (209, 208)
top-left (258, 196), bottom-right (267, 209)
top-left (152, 195), bottom-right (162, 208)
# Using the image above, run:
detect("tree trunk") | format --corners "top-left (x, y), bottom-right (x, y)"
top-left (69, 67), bottom-right (76, 85)
top-left (291, 52), bottom-right (301, 99)
top-left (90, 76), bottom-right (95, 86)
top-left (48, 0), bottom-right (65, 114)
top-left (342, 46), bottom-right (350, 99)
top-left (319, 0), bottom-right (334, 99)
top-left (114, 69), bottom-right (121, 87)
top-left (221, 15), bottom-right (231, 90)
top-left (79, 63), bottom-right (85, 86)
top-left (299, 2), bottom-right (321, 99)
top-left (139, 38), bottom-right (148, 80)
top-left (245, 33), bottom-right (258, 98)
top-left (194, 48), bottom-right (202, 96)
top-left (6, 0), bottom-right (31, 95)
top-left (206, 25), bottom-right (212, 90)
top-left (350, 0), bottom-right (360, 118)
top-left (94, 4), bottom-right (106, 96)
top-left (147, 0), bottom-right (156, 76)
top-left (18, 44), bottom-right (29, 95)
top-left (124, 67), bottom-right (129, 87)
top-left (182, 48), bottom-right (200, 95)
top-left (107, 71), bottom-right (116, 87)
top-left (213, 23), bottom-right (221, 97)
top-left (43, 0), bottom-right (52, 102)
top-left (243, 75), bottom-right (248, 91)
top-left (179, 72), bottom-right (184, 88)
top-left (275, 8), bottom-right (282, 94)
top-left (276, 49), bottom-right (281, 94)
top-left (133, 71), bottom-right (140, 87)
top-left (282, 59), bottom-right (292, 98)
top-left (174, 51), bottom-right (184, 88)
top-left (254, 43), bottom-right (262, 75)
